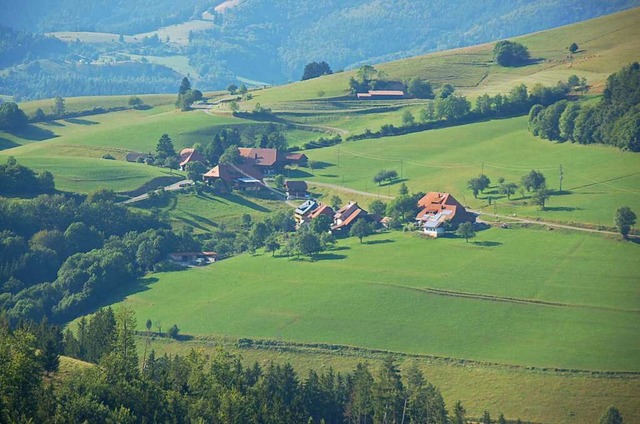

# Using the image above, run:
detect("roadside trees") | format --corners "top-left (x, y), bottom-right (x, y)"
top-left (615, 206), bottom-right (637, 239)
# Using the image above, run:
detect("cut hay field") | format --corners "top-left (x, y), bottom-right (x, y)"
top-left (301, 116), bottom-right (640, 227)
top-left (141, 336), bottom-right (640, 424)
top-left (242, 7), bottom-right (640, 108)
top-left (108, 229), bottom-right (640, 372)
top-left (132, 190), bottom-right (289, 232)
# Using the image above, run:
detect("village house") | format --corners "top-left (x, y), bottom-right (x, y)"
top-left (178, 148), bottom-right (207, 171)
top-left (356, 90), bottom-right (405, 100)
top-left (238, 147), bottom-right (286, 174)
top-left (294, 199), bottom-right (318, 226)
top-left (285, 152), bottom-right (308, 167)
top-left (415, 192), bottom-right (476, 237)
top-left (331, 201), bottom-right (370, 232)
top-left (203, 162), bottom-right (263, 191)
top-left (284, 180), bottom-right (309, 199)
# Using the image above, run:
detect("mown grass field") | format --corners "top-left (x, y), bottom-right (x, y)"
top-left (140, 336), bottom-right (640, 424)
top-left (242, 8), bottom-right (640, 108)
top-left (301, 116), bottom-right (640, 226)
top-left (108, 229), bottom-right (639, 372)
top-left (132, 190), bottom-right (289, 232)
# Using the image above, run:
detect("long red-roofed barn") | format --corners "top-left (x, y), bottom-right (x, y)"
top-left (238, 147), bottom-right (286, 174)
top-left (203, 163), bottom-right (263, 191)
top-left (415, 192), bottom-right (476, 237)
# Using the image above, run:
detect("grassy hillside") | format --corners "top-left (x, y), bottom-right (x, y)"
top-left (302, 116), bottom-right (640, 226)
top-left (243, 7), bottom-right (640, 107)
top-left (108, 229), bottom-right (639, 372)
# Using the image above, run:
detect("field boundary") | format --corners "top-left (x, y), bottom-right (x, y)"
top-left (368, 281), bottom-right (640, 313)
top-left (137, 333), bottom-right (640, 378)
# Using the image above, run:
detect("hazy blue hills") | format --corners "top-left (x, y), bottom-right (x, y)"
top-left (1, 0), bottom-right (639, 99)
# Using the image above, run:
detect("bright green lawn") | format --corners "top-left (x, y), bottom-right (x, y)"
top-left (302, 116), bottom-right (640, 226)
top-left (111, 229), bottom-right (640, 371)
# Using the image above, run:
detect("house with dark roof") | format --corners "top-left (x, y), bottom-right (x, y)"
top-left (331, 201), bottom-right (370, 232)
top-left (126, 152), bottom-right (153, 163)
top-left (238, 147), bottom-right (285, 174)
top-left (179, 148), bottom-right (207, 171)
top-left (285, 180), bottom-right (309, 199)
top-left (203, 163), bottom-right (263, 191)
top-left (415, 192), bottom-right (476, 237)
top-left (286, 153), bottom-right (308, 167)
top-left (294, 199), bottom-right (318, 225)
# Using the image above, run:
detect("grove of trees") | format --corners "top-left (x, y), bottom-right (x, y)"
top-left (493, 40), bottom-right (530, 66)
top-left (528, 62), bottom-right (640, 151)
top-left (301, 61), bottom-right (333, 80)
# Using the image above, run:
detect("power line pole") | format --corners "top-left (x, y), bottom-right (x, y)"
top-left (559, 164), bottom-right (564, 192)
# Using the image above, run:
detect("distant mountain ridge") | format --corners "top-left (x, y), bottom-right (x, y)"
top-left (0, 0), bottom-right (639, 99)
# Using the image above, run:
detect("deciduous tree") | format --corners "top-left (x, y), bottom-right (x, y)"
top-left (615, 206), bottom-right (636, 239)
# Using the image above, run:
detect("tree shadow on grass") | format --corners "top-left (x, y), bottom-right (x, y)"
top-left (365, 238), bottom-right (394, 245)
top-left (313, 252), bottom-right (347, 261)
top-left (0, 137), bottom-right (19, 150)
top-left (287, 169), bottom-right (314, 178)
top-left (544, 206), bottom-right (582, 212)
top-left (309, 161), bottom-right (334, 170)
top-left (183, 211), bottom-right (219, 229)
top-left (64, 118), bottom-right (99, 125)
top-left (9, 125), bottom-right (58, 141)
top-left (379, 178), bottom-right (408, 187)
top-left (224, 193), bottom-right (271, 212)
top-left (472, 241), bottom-right (502, 247)
top-left (174, 215), bottom-right (210, 232)
top-left (319, 174), bottom-right (339, 178)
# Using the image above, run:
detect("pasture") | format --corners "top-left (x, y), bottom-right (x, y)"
top-left (110, 229), bottom-right (640, 372)
top-left (301, 116), bottom-right (640, 226)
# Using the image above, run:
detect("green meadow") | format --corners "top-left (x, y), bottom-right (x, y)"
top-left (301, 116), bottom-right (640, 226)
top-left (110, 229), bottom-right (640, 372)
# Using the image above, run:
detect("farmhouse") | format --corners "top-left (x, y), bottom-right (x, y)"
top-left (203, 163), bottom-right (263, 191)
top-left (179, 148), bottom-right (207, 171)
top-left (294, 199), bottom-right (318, 225)
top-left (285, 180), bottom-right (309, 199)
top-left (238, 147), bottom-right (286, 174)
top-left (415, 192), bottom-right (476, 237)
top-left (332, 201), bottom-right (370, 232)
top-left (356, 90), bottom-right (405, 100)
top-left (125, 152), bottom-right (152, 163)
top-left (286, 152), bottom-right (308, 166)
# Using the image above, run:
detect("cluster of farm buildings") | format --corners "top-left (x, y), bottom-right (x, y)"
top-left (160, 146), bottom-right (475, 264)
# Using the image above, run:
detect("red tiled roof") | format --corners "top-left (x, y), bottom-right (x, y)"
top-left (286, 153), bottom-right (307, 161)
top-left (309, 204), bottom-right (334, 219)
top-left (203, 163), bottom-right (263, 182)
top-left (416, 192), bottom-right (470, 222)
top-left (238, 147), bottom-right (283, 167)
top-left (333, 201), bottom-right (368, 228)
top-left (179, 148), bottom-right (207, 167)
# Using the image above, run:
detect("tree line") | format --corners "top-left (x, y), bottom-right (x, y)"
top-left (1, 307), bottom-right (627, 423)
top-left (348, 78), bottom-right (574, 141)
top-left (528, 62), bottom-right (640, 151)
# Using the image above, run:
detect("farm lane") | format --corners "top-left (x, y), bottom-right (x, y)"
top-left (120, 179), bottom-right (193, 204)
top-left (308, 181), bottom-right (394, 200)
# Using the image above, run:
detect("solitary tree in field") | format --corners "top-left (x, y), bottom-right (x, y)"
top-left (493, 40), bottom-right (530, 66)
top-left (179, 77), bottom-right (191, 95)
top-left (533, 185), bottom-right (550, 210)
top-left (615, 206), bottom-right (636, 239)
top-left (350, 219), bottom-right (372, 243)
top-left (456, 222), bottom-right (475, 242)
top-left (227, 84), bottom-right (238, 95)
top-left (569, 43), bottom-right (579, 54)
top-left (599, 406), bottom-right (624, 424)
